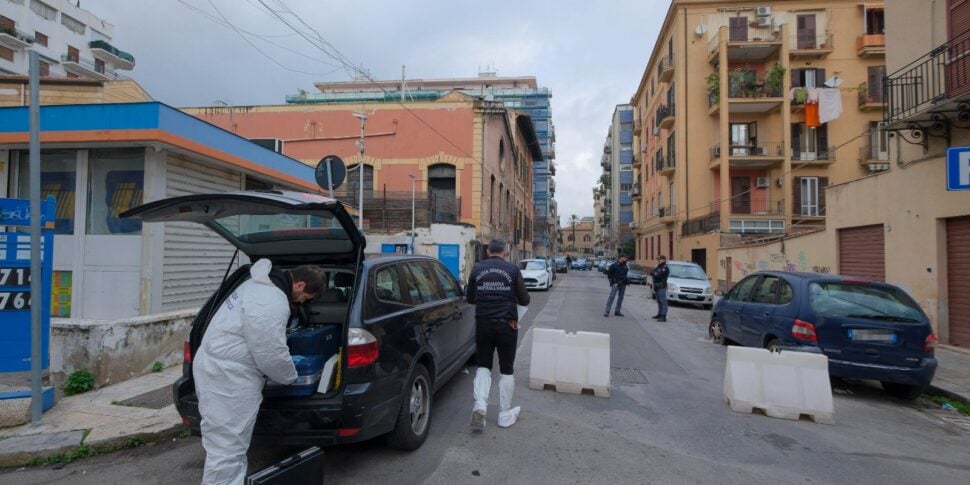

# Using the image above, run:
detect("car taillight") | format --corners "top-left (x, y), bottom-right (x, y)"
top-left (925, 333), bottom-right (938, 354)
top-left (348, 328), bottom-right (379, 367)
top-left (792, 319), bottom-right (817, 343)
top-left (183, 341), bottom-right (192, 364)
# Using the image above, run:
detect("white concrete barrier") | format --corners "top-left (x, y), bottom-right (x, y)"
top-left (724, 346), bottom-right (834, 424)
top-left (528, 328), bottom-right (610, 398)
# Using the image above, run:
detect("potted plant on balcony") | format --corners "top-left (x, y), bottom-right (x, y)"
top-left (706, 73), bottom-right (720, 105)
top-left (766, 63), bottom-right (787, 98)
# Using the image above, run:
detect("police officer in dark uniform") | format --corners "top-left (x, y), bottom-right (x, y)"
top-left (466, 239), bottom-right (530, 431)
top-left (651, 255), bottom-right (670, 322)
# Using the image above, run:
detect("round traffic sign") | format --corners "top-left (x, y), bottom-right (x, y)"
top-left (315, 155), bottom-right (346, 191)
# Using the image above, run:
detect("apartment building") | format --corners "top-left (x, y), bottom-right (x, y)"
top-left (292, 73), bottom-right (559, 257)
top-left (596, 104), bottom-right (635, 256)
top-left (631, 0), bottom-right (890, 280)
top-left (0, 0), bottom-right (134, 80)
top-left (185, 92), bottom-right (542, 271)
top-left (563, 222), bottom-right (594, 257)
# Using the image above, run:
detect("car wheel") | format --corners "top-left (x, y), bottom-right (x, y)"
top-left (709, 319), bottom-right (727, 345)
top-left (881, 382), bottom-right (925, 401)
top-left (386, 364), bottom-right (432, 450)
top-left (765, 338), bottom-right (782, 353)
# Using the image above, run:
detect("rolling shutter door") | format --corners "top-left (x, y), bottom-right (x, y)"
top-left (947, 216), bottom-right (970, 347)
top-left (838, 224), bottom-right (885, 281)
top-left (162, 157), bottom-right (242, 311)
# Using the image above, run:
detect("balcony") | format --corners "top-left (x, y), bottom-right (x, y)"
top-left (707, 24), bottom-right (782, 65)
top-left (89, 40), bottom-right (136, 70)
top-left (0, 26), bottom-right (34, 50)
top-left (859, 144), bottom-right (890, 173)
top-left (657, 205), bottom-right (677, 224)
top-left (730, 198), bottom-right (785, 217)
top-left (791, 146), bottom-right (836, 163)
top-left (60, 53), bottom-right (115, 81)
top-left (884, 29), bottom-right (970, 128)
top-left (631, 184), bottom-right (642, 199)
top-left (857, 81), bottom-right (887, 111)
top-left (601, 155), bottom-right (611, 170)
top-left (656, 152), bottom-right (675, 176)
top-left (857, 33), bottom-right (885, 57)
top-left (656, 104), bottom-right (675, 130)
top-left (549, 178), bottom-right (556, 194)
top-left (548, 160), bottom-right (556, 175)
top-left (710, 143), bottom-right (785, 169)
top-left (631, 152), bottom-right (642, 170)
top-left (789, 32), bottom-right (834, 59)
top-left (658, 55), bottom-right (674, 83)
top-left (633, 115), bottom-right (642, 132)
top-left (709, 75), bottom-right (784, 115)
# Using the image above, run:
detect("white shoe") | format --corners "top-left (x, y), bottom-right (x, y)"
top-left (472, 368), bottom-right (491, 431)
top-left (497, 374), bottom-right (520, 428)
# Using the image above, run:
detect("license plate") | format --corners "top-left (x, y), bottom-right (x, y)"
top-left (848, 329), bottom-right (897, 344)
top-left (682, 295), bottom-right (702, 301)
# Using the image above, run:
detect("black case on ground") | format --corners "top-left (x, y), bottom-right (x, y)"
top-left (246, 446), bottom-right (324, 485)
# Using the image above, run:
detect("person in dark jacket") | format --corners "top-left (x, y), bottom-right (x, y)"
top-left (603, 255), bottom-right (630, 317)
top-left (651, 255), bottom-right (670, 322)
top-left (466, 239), bottom-right (530, 431)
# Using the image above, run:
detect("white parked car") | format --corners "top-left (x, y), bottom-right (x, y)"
top-left (518, 259), bottom-right (554, 291)
top-left (649, 260), bottom-right (714, 309)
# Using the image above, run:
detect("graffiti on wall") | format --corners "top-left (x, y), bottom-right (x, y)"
top-left (732, 250), bottom-right (830, 278)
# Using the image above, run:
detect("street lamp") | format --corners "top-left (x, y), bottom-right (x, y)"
top-left (409, 174), bottom-right (416, 255)
top-left (352, 111), bottom-right (367, 230)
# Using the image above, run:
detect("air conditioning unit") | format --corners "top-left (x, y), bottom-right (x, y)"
top-left (753, 17), bottom-right (771, 28)
top-left (756, 6), bottom-right (772, 17)
top-left (756, 177), bottom-right (770, 188)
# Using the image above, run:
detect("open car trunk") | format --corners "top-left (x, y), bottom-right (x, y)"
top-left (122, 191), bottom-right (365, 400)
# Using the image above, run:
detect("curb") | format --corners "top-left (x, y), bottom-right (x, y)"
top-left (0, 423), bottom-right (185, 468)
top-left (927, 384), bottom-right (970, 406)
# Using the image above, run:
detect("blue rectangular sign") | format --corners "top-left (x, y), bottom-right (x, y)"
top-left (947, 147), bottom-right (970, 191)
top-left (0, 196), bottom-right (56, 227)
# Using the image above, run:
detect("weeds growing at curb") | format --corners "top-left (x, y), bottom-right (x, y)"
top-left (18, 430), bottom-right (184, 468)
top-left (151, 361), bottom-right (164, 373)
top-left (63, 370), bottom-right (95, 396)
top-left (926, 394), bottom-right (970, 415)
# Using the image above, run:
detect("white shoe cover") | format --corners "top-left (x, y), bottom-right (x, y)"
top-left (497, 374), bottom-right (520, 428)
top-left (473, 367), bottom-right (491, 414)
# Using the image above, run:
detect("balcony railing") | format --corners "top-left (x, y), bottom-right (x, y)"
top-left (712, 143), bottom-right (784, 159)
top-left (857, 33), bottom-right (886, 57)
top-left (631, 184), bottom-right (642, 198)
top-left (657, 205), bottom-right (676, 220)
top-left (60, 53), bottom-right (117, 79)
top-left (656, 104), bottom-right (675, 128)
top-left (89, 39), bottom-right (136, 69)
top-left (658, 55), bottom-right (674, 83)
top-left (886, 28), bottom-right (970, 125)
top-left (789, 32), bottom-right (834, 57)
top-left (728, 77), bottom-right (784, 99)
top-left (656, 152), bottom-right (675, 173)
top-left (682, 210), bottom-right (721, 237)
top-left (791, 146), bottom-right (836, 161)
top-left (857, 81), bottom-right (886, 110)
top-left (731, 198), bottom-right (785, 216)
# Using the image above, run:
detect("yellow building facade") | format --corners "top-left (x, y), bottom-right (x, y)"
top-left (631, 0), bottom-right (890, 285)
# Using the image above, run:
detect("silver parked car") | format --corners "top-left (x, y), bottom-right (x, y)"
top-left (649, 261), bottom-right (714, 309)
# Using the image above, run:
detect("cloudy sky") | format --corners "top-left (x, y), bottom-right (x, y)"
top-left (82, 0), bottom-right (666, 225)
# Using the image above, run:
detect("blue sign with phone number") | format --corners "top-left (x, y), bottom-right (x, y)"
top-left (0, 196), bottom-right (55, 373)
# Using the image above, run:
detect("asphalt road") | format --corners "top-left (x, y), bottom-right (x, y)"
top-left (4, 269), bottom-right (970, 484)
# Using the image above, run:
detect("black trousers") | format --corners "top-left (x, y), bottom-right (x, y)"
top-left (475, 318), bottom-right (518, 375)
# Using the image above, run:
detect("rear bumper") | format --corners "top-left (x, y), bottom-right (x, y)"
top-left (828, 357), bottom-right (938, 386)
top-left (173, 371), bottom-right (405, 446)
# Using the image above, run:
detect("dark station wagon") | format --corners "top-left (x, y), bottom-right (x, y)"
top-left (123, 191), bottom-right (477, 450)
top-left (709, 271), bottom-right (938, 400)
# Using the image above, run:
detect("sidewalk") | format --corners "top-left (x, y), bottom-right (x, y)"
top-left (0, 366), bottom-right (183, 467)
top-left (930, 345), bottom-right (970, 403)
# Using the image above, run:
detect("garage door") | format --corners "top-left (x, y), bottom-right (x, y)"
top-left (947, 216), bottom-right (970, 347)
top-left (838, 224), bottom-right (885, 281)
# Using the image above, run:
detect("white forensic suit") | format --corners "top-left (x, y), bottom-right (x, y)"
top-left (193, 259), bottom-right (297, 485)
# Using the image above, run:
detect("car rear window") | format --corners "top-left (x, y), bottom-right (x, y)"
top-left (519, 261), bottom-right (546, 270)
top-left (809, 282), bottom-right (925, 323)
top-left (213, 212), bottom-right (348, 242)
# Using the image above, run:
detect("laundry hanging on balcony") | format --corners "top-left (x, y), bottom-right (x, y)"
top-left (817, 88), bottom-right (843, 124)
top-left (805, 101), bottom-right (821, 128)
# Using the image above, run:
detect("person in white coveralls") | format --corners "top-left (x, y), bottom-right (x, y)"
top-left (193, 259), bottom-right (327, 484)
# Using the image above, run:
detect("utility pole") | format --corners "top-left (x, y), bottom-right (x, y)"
top-left (353, 111), bottom-right (367, 230)
top-left (28, 50), bottom-right (42, 424)
top-left (409, 174), bottom-right (416, 255)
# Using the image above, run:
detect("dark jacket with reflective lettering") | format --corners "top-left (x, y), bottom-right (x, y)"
top-left (466, 256), bottom-right (530, 321)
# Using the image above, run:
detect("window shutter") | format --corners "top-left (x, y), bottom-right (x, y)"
top-left (949, 0), bottom-right (970, 41)
top-left (948, 0), bottom-right (970, 96)
top-left (791, 69), bottom-right (803, 88)
top-left (729, 17), bottom-right (748, 42)
top-left (791, 124), bottom-right (801, 158)
top-left (793, 176), bottom-right (802, 215)
top-left (815, 69), bottom-right (826, 87)
top-left (818, 125), bottom-right (829, 158)
top-left (819, 177), bottom-right (829, 215)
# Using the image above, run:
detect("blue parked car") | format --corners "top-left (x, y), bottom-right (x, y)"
top-left (709, 272), bottom-right (938, 400)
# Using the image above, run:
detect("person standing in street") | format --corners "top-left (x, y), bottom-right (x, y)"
top-left (466, 239), bottom-right (530, 431)
top-left (651, 255), bottom-right (670, 322)
top-left (603, 255), bottom-right (630, 317)
top-left (193, 260), bottom-right (327, 484)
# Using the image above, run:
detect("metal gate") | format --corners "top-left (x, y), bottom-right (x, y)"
top-left (838, 224), bottom-right (885, 281)
top-left (947, 216), bottom-right (970, 347)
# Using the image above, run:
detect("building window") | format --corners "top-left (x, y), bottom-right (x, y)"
top-left (0, 45), bottom-right (13, 62)
top-left (34, 31), bottom-right (48, 47)
top-left (865, 8), bottom-right (885, 34)
top-left (39, 60), bottom-right (49, 76)
top-left (343, 163), bottom-right (374, 200)
top-left (16, 150), bottom-right (77, 235)
top-left (791, 123), bottom-right (829, 160)
top-left (792, 68), bottom-right (825, 89)
top-left (60, 13), bottom-right (85, 35)
top-left (429, 163), bottom-right (457, 223)
top-left (30, 0), bottom-right (57, 21)
top-left (86, 149), bottom-right (144, 235)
